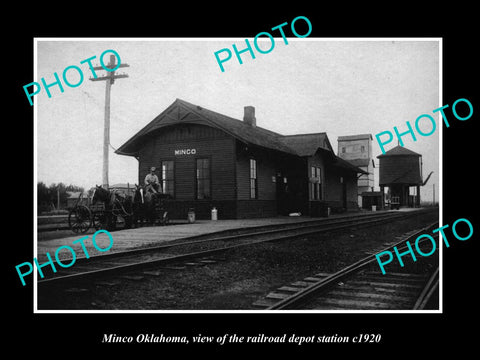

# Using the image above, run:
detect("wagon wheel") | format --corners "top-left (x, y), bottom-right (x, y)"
top-left (117, 200), bottom-right (133, 229)
top-left (107, 212), bottom-right (117, 231)
top-left (161, 211), bottom-right (169, 226)
top-left (94, 210), bottom-right (118, 231)
top-left (123, 213), bottom-right (133, 229)
top-left (92, 210), bottom-right (108, 230)
top-left (114, 201), bottom-right (129, 220)
top-left (68, 205), bottom-right (92, 234)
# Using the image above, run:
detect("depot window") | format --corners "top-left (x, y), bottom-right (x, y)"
top-left (161, 160), bottom-right (174, 197)
top-left (196, 158), bottom-right (211, 200)
top-left (310, 166), bottom-right (322, 200)
top-left (250, 159), bottom-right (258, 199)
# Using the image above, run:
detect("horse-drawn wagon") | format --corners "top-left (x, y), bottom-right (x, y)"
top-left (67, 185), bottom-right (170, 233)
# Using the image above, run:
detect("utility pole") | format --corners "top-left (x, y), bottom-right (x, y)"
top-left (89, 55), bottom-right (129, 189)
top-left (433, 183), bottom-right (435, 206)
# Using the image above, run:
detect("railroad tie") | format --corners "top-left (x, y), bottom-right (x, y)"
top-left (252, 273), bottom-right (332, 309)
top-left (277, 286), bottom-right (303, 293)
top-left (119, 275), bottom-right (144, 281)
top-left (160, 265), bottom-right (187, 270)
top-left (143, 270), bottom-right (163, 276)
top-left (94, 280), bottom-right (122, 286)
top-left (63, 287), bottom-right (89, 293)
top-left (199, 259), bottom-right (218, 264)
top-left (252, 298), bottom-right (278, 308)
top-left (290, 280), bottom-right (314, 287)
top-left (266, 292), bottom-right (292, 300)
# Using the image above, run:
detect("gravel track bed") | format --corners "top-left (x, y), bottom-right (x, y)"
top-left (38, 211), bottom-right (439, 310)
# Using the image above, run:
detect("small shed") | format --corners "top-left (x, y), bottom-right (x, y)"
top-left (66, 191), bottom-right (84, 208)
top-left (361, 191), bottom-right (383, 210)
top-left (109, 183), bottom-right (135, 198)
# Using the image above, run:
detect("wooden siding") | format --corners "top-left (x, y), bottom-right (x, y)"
top-left (379, 155), bottom-right (422, 185)
top-left (135, 122), bottom-right (360, 219)
top-left (235, 143), bottom-right (308, 216)
top-left (236, 200), bottom-right (276, 218)
top-left (235, 143), bottom-right (276, 201)
top-left (163, 199), bottom-right (237, 220)
top-left (138, 124), bottom-right (236, 201)
top-left (324, 164), bottom-right (358, 211)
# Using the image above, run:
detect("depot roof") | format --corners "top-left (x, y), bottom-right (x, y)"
top-left (116, 98), bottom-right (295, 156)
top-left (278, 132), bottom-right (333, 156)
top-left (116, 98), bottom-right (367, 174)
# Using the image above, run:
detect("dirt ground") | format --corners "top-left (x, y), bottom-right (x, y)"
top-left (37, 210), bottom-right (439, 310)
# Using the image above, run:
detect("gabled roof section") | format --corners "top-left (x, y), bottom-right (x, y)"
top-left (179, 99), bottom-right (296, 154)
top-left (377, 145), bottom-right (421, 158)
top-left (115, 98), bottom-right (370, 176)
top-left (115, 98), bottom-right (297, 156)
top-left (278, 132), bottom-right (334, 156)
top-left (277, 133), bottom-right (367, 174)
top-left (333, 156), bottom-right (369, 174)
top-left (345, 158), bottom-right (371, 168)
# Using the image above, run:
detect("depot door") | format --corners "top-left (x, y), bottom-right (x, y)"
top-left (276, 175), bottom-right (288, 215)
top-left (342, 182), bottom-right (347, 209)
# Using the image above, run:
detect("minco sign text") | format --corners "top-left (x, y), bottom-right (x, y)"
top-left (174, 148), bottom-right (197, 156)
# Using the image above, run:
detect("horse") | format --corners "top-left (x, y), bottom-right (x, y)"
top-left (91, 185), bottom-right (133, 230)
top-left (132, 184), bottom-right (171, 227)
top-left (132, 184), bottom-right (158, 227)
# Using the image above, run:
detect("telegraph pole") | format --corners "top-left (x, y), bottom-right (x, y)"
top-left (89, 55), bottom-right (129, 189)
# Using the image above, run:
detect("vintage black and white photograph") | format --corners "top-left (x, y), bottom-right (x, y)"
top-left (33, 38), bottom-right (441, 312)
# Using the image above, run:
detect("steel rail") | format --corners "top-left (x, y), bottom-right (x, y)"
top-left (44, 209), bottom-right (433, 265)
top-left (266, 221), bottom-right (440, 310)
top-left (39, 208), bottom-right (433, 233)
top-left (38, 209), bottom-right (437, 286)
top-left (413, 267), bottom-right (439, 310)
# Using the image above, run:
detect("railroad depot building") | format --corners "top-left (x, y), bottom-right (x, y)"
top-left (116, 99), bottom-right (367, 219)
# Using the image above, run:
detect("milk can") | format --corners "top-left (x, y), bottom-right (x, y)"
top-left (211, 207), bottom-right (218, 221)
top-left (187, 208), bottom-right (195, 223)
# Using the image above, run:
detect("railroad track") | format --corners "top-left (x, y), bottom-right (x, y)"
top-left (253, 222), bottom-right (440, 311)
top-left (38, 208), bottom-right (437, 288)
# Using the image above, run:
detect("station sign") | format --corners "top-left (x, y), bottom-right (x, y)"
top-left (174, 148), bottom-right (197, 156)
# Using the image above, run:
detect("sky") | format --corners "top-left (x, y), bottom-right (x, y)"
top-left (35, 38), bottom-right (440, 202)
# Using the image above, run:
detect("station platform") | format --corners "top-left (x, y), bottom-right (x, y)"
top-left (35, 210), bottom-right (392, 262)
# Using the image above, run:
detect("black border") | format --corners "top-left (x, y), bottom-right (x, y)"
top-left (9, 6), bottom-right (478, 354)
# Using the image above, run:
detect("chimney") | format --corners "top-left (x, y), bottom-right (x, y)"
top-left (243, 106), bottom-right (256, 127)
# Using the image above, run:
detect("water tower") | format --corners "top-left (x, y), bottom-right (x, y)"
top-left (377, 145), bottom-right (430, 209)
